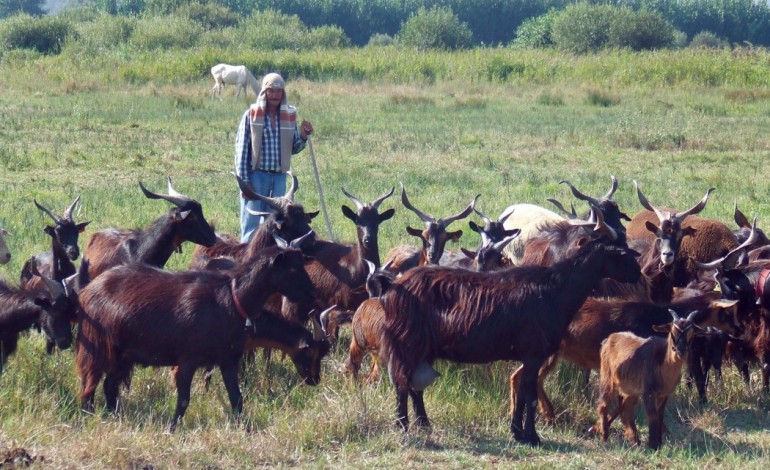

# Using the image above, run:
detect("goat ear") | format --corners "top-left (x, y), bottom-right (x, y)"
top-left (461, 248), bottom-right (476, 259)
top-left (468, 221), bottom-right (482, 234)
top-left (644, 221), bottom-right (659, 235)
top-left (652, 323), bottom-right (671, 333)
top-left (33, 297), bottom-right (53, 308)
top-left (76, 222), bottom-right (91, 232)
top-left (341, 205), bottom-right (357, 222)
top-left (43, 225), bottom-right (55, 236)
top-left (406, 226), bottom-right (423, 238)
top-left (447, 230), bottom-right (463, 242)
top-left (305, 211), bottom-right (320, 222)
top-left (682, 226), bottom-right (697, 238)
top-left (712, 299), bottom-right (739, 309)
top-left (619, 211), bottom-right (632, 222)
top-left (174, 210), bottom-right (192, 221)
top-left (379, 208), bottom-right (395, 222)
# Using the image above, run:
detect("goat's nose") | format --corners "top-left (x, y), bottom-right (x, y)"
top-left (661, 251), bottom-right (674, 265)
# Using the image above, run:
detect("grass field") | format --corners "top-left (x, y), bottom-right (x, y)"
top-left (2, 49), bottom-right (770, 468)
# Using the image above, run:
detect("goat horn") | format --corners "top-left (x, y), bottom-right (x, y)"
top-left (365, 259), bottom-right (376, 276)
top-left (381, 258), bottom-right (395, 271)
top-left (318, 305), bottom-right (337, 336)
top-left (34, 200), bottom-right (62, 224)
top-left (733, 201), bottom-right (751, 228)
top-left (289, 230), bottom-right (314, 250)
top-left (492, 230), bottom-right (520, 252)
top-left (63, 196), bottom-right (80, 222)
top-left (438, 194), bottom-right (480, 228)
top-left (668, 308), bottom-right (681, 322)
top-left (473, 207), bottom-right (493, 226)
top-left (371, 187), bottom-right (395, 210)
top-left (685, 310), bottom-right (700, 323)
top-left (497, 207), bottom-right (514, 225)
top-left (341, 188), bottom-right (365, 211)
top-left (311, 316), bottom-right (324, 341)
top-left (604, 175), bottom-right (619, 200)
top-left (400, 182), bottom-right (434, 224)
top-left (139, 181), bottom-right (191, 208)
top-left (166, 176), bottom-right (190, 200)
top-left (285, 171), bottom-right (299, 201)
top-left (28, 258), bottom-right (65, 298)
top-left (633, 180), bottom-right (668, 223)
top-left (674, 187), bottom-right (714, 222)
top-left (589, 206), bottom-right (618, 241)
top-left (560, 180), bottom-right (601, 206)
top-left (546, 198), bottom-right (577, 219)
top-left (232, 172), bottom-right (285, 212)
top-left (696, 215), bottom-right (760, 270)
top-left (245, 207), bottom-right (272, 217)
top-left (272, 233), bottom-right (289, 249)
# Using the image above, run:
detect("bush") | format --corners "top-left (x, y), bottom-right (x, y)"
top-left (130, 15), bottom-right (202, 50)
top-left (0, 13), bottom-right (73, 54)
top-left (689, 31), bottom-right (726, 49)
top-left (306, 25), bottom-right (350, 49)
top-left (511, 9), bottom-right (559, 49)
top-left (72, 13), bottom-right (135, 51)
top-left (367, 33), bottom-right (394, 47)
top-left (396, 6), bottom-right (473, 51)
top-left (175, 2), bottom-right (239, 30)
top-left (608, 8), bottom-right (674, 51)
top-left (240, 9), bottom-right (307, 50)
top-left (551, 3), bottom-right (615, 54)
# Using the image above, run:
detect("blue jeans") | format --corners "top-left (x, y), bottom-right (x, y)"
top-left (239, 170), bottom-right (287, 243)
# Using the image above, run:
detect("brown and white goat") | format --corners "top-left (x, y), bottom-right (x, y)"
top-left (378, 211), bottom-right (640, 444)
top-left (76, 236), bottom-right (326, 432)
top-left (596, 309), bottom-right (700, 449)
top-left (383, 183), bottom-right (478, 273)
top-left (84, 178), bottom-right (217, 280)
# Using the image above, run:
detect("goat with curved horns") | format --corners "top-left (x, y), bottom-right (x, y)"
top-left (83, 177), bottom-right (217, 280)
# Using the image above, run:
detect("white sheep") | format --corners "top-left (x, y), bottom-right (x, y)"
top-left (499, 203), bottom-right (565, 265)
top-left (210, 64), bottom-right (260, 99)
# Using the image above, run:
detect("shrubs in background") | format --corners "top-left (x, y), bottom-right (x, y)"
top-left (396, 7), bottom-right (473, 51)
top-left (0, 13), bottom-right (72, 54)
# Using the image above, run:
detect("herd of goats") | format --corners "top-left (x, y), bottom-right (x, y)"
top-left (2, 172), bottom-right (770, 450)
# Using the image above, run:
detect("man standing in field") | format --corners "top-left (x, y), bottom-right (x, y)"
top-left (234, 72), bottom-right (313, 242)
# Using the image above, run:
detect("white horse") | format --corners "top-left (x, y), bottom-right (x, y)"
top-left (210, 64), bottom-right (260, 99)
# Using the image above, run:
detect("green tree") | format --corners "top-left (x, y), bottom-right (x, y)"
top-left (0, 0), bottom-right (44, 18)
top-left (396, 6), bottom-right (473, 51)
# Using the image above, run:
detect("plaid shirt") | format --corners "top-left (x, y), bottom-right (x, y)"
top-left (234, 110), bottom-right (306, 179)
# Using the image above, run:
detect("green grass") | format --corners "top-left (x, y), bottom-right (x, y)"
top-left (2, 49), bottom-right (770, 467)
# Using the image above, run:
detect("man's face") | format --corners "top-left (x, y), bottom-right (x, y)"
top-left (265, 87), bottom-right (283, 107)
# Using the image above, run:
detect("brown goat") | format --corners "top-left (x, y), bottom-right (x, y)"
top-left (626, 182), bottom-right (737, 287)
top-left (596, 310), bottom-right (700, 450)
top-left (377, 211), bottom-right (640, 444)
top-left (509, 291), bottom-right (741, 423)
top-left (84, 178), bottom-right (217, 280)
top-left (383, 183), bottom-right (478, 273)
top-left (75, 236), bottom-right (326, 432)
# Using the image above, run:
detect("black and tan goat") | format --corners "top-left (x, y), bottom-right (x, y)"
top-left (596, 310), bottom-right (701, 450)
top-left (84, 178), bottom-right (216, 280)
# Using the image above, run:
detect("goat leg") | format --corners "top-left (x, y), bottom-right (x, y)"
top-left (409, 390), bottom-right (431, 430)
top-left (220, 361), bottom-right (244, 416)
top-left (395, 389), bottom-right (409, 431)
top-left (170, 364), bottom-right (196, 433)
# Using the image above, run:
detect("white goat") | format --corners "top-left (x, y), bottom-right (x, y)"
top-left (499, 203), bottom-right (565, 265)
top-left (210, 64), bottom-right (260, 99)
top-left (0, 222), bottom-right (10, 264)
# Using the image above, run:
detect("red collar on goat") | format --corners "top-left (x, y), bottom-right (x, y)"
top-left (230, 278), bottom-right (251, 323)
top-left (756, 266), bottom-right (770, 306)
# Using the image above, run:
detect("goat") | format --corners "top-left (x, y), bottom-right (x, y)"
top-left (383, 183), bottom-right (478, 274)
top-left (377, 210), bottom-right (640, 444)
top-left (439, 207), bottom-right (519, 270)
top-left (1, 262), bottom-right (74, 374)
top-left (277, 187), bottom-right (395, 333)
top-left (596, 309), bottom-right (700, 449)
top-left (210, 64), bottom-right (260, 99)
top-left (75, 236), bottom-right (327, 432)
top-left (0, 222), bottom-right (10, 265)
top-left (510, 290), bottom-right (742, 422)
top-left (626, 182), bottom-right (737, 287)
top-left (190, 172), bottom-right (318, 269)
top-left (686, 326), bottom-right (731, 399)
top-left (84, 177), bottom-right (217, 280)
top-left (500, 203), bottom-right (565, 265)
top-left (556, 175), bottom-right (631, 239)
top-left (19, 197), bottom-right (89, 291)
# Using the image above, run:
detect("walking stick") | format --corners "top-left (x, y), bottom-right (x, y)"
top-left (306, 135), bottom-right (335, 241)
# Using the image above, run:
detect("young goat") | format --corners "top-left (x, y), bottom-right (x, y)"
top-left (596, 309), bottom-right (700, 450)
top-left (84, 178), bottom-right (217, 280)
top-left (76, 236), bottom-right (325, 432)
